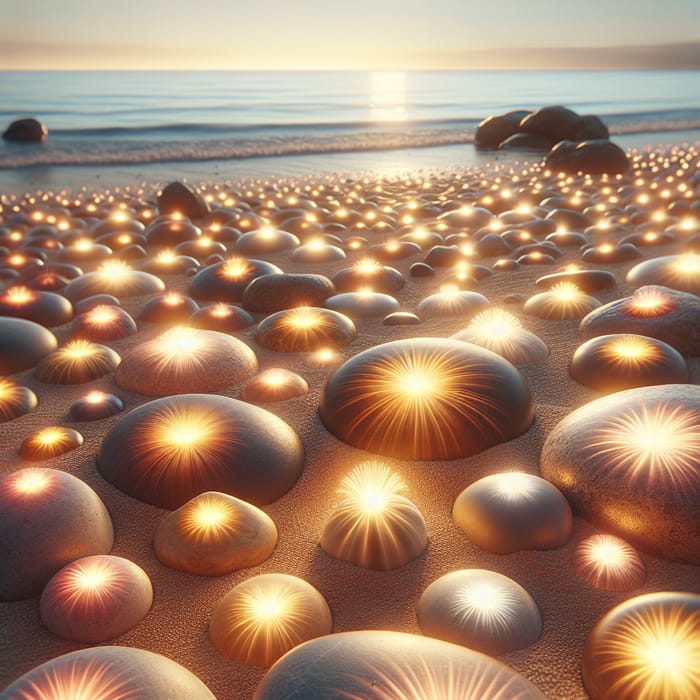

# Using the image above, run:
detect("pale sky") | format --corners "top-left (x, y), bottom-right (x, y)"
top-left (1, 0), bottom-right (699, 70)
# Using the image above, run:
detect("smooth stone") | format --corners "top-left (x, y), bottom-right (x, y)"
top-left (241, 368), bottom-right (309, 402)
top-left (540, 384), bottom-right (700, 564)
top-left (331, 263), bottom-right (405, 293)
top-left (0, 647), bottom-right (216, 699)
top-left (572, 534), bottom-right (646, 591)
top-left (70, 304), bottom-right (138, 341)
top-left (256, 307), bottom-right (356, 351)
top-left (417, 569), bottom-right (543, 655)
top-left (137, 293), bottom-right (199, 324)
top-left (189, 257), bottom-right (283, 302)
top-left (40, 554), bottom-right (153, 643)
top-left (545, 139), bottom-right (630, 174)
top-left (626, 253), bottom-right (700, 295)
top-left (409, 261), bottom-right (435, 276)
top-left (523, 285), bottom-right (601, 320)
top-left (417, 290), bottom-right (489, 320)
top-left (423, 244), bottom-right (462, 267)
top-left (18, 426), bottom-right (84, 460)
top-left (582, 592), bottom-right (700, 699)
top-left (235, 228), bottom-right (299, 254)
top-left (68, 392), bottom-right (124, 421)
top-left (519, 105), bottom-right (583, 142)
top-left (243, 273), bottom-right (336, 313)
top-left (189, 303), bottom-right (255, 332)
top-left (582, 242), bottom-right (640, 264)
top-left (570, 333), bottom-right (689, 392)
top-left (255, 630), bottom-right (546, 699)
top-left (97, 393), bottom-right (304, 508)
top-left (0, 378), bottom-right (37, 422)
top-left (0, 317), bottom-right (58, 375)
top-left (154, 491), bottom-right (277, 576)
top-left (383, 311), bottom-right (422, 326)
top-left (210, 574), bottom-right (332, 667)
top-left (500, 132), bottom-right (554, 150)
top-left (35, 340), bottom-right (121, 384)
top-left (63, 266), bottom-right (164, 303)
top-left (0, 288), bottom-right (73, 326)
top-left (453, 472), bottom-right (572, 554)
top-left (320, 338), bottom-right (533, 460)
top-left (475, 110), bottom-right (531, 149)
top-left (535, 269), bottom-right (616, 293)
top-left (324, 291), bottom-right (400, 319)
top-left (0, 468), bottom-right (113, 600)
top-left (2, 117), bottom-right (47, 142)
top-left (578, 285), bottom-right (700, 356)
top-left (115, 327), bottom-right (257, 396)
top-left (157, 181), bottom-right (210, 219)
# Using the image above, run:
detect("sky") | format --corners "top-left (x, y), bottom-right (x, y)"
top-left (1, 0), bottom-right (699, 70)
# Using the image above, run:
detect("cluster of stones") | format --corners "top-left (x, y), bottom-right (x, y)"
top-left (0, 136), bottom-right (698, 699)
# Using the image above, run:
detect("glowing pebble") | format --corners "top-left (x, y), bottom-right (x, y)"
top-left (209, 573), bottom-right (332, 666)
top-left (453, 472), bottom-right (572, 554)
top-left (40, 554), bottom-right (152, 643)
top-left (0, 646), bottom-right (215, 699)
top-left (70, 304), bottom-right (137, 341)
top-left (97, 393), bottom-right (304, 508)
top-left (241, 369), bottom-right (309, 403)
top-left (320, 462), bottom-right (427, 570)
top-left (154, 491), bottom-right (277, 576)
top-left (582, 592), bottom-right (700, 699)
top-left (255, 630), bottom-right (546, 699)
top-left (417, 569), bottom-right (542, 656)
top-left (0, 468), bottom-right (113, 600)
top-left (63, 262), bottom-right (164, 303)
top-left (626, 253), bottom-right (700, 295)
top-left (19, 426), bottom-right (84, 460)
top-left (524, 283), bottom-right (601, 320)
top-left (324, 291), bottom-right (400, 319)
top-left (417, 290), bottom-right (489, 320)
top-left (256, 307), bottom-right (356, 352)
top-left (0, 317), bottom-right (57, 375)
top-left (189, 257), bottom-right (283, 302)
top-left (540, 384), bottom-right (700, 564)
top-left (35, 340), bottom-right (120, 384)
top-left (0, 378), bottom-right (37, 422)
top-left (242, 273), bottom-right (336, 314)
top-left (0, 286), bottom-right (73, 327)
top-left (115, 327), bottom-right (257, 396)
top-left (320, 338), bottom-right (533, 460)
top-left (570, 333), bottom-right (689, 392)
top-left (572, 534), bottom-right (646, 591)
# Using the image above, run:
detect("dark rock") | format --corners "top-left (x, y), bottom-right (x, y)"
top-left (242, 273), bottom-right (336, 314)
top-left (545, 139), bottom-right (630, 175)
top-left (157, 182), bottom-right (210, 220)
top-left (574, 115), bottom-right (609, 141)
top-left (2, 118), bottom-right (47, 143)
top-left (475, 110), bottom-right (530, 149)
top-left (499, 132), bottom-right (554, 151)
top-left (519, 106), bottom-right (582, 142)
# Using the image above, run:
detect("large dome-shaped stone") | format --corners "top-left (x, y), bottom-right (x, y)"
top-left (320, 338), bottom-right (533, 460)
top-left (97, 393), bottom-right (304, 508)
top-left (540, 384), bottom-right (700, 564)
top-left (0, 646), bottom-right (216, 699)
top-left (254, 630), bottom-right (546, 699)
top-left (0, 317), bottom-right (57, 375)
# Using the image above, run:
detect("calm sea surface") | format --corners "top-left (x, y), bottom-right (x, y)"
top-left (0, 70), bottom-right (699, 190)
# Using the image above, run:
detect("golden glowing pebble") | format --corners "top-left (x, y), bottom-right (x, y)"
top-left (63, 261), bottom-right (164, 303)
top-left (541, 384), bottom-right (700, 564)
top-left (255, 630), bottom-right (547, 699)
top-left (320, 462), bottom-right (428, 570)
top-left (0, 316), bottom-right (58, 375)
top-left (70, 304), bottom-right (137, 341)
top-left (255, 307), bottom-right (356, 352)
top-left (241, 369), bottom-right (309, 403)
top-left (40, 554), bottom-right (153, 643)
top-left (453, 472), bottom-right (572, 554)
top-left (324, 291), bottom-right (400, 319)
top-left (417, 289), bottom-right (489, 320)
top-left (572, 534), bottom-right (646, 592)
top-left (0, 468), bottom-right (113, 600)
top-left (320, 338), bottom-right (533, 460)
top-left (115, 327), bottom-right (257, 396)
top-left (154, 491), bottom-right (277, 576)
top-left (570, 333), bottom-right (689, 393)
top-left (523, 282), bottom-right (602, 320)
top-left (626, 253), bottom-right (700, 295)
top-left (417, 569), bottom-right (542, 656)
top-left (209, 573), bottom-right (332, 667)
top-left (97, 393), bottom-right (304, 508)
top-left (451, 309), bottom-right (549, 365)
top-left (0, 378), bottom-right (37, 422)
top-left (579, 285), bottom-right (700, 356)
top-left (582, 592), bottom-right (700, 700)
top-left (0, 646), bottom-right (216, 699)
top-left (19, 426), bottom-right (84, 460)
top-left (35, 340), bottom-right (121, 384)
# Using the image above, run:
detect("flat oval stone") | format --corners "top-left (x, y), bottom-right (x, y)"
top-left (417, 290), bottom-right (489, 320)
top-left (626, 253), bottom-right (700, 295)
top-left (535, 268), bottom-right (616, 292)
top-left (540, 384), bottom-right (700, 563)
top-left (242, 273), bottom-right (336, 313)
top-left (0, 287), bottom-right (73, 326)
top-left (0, 378), bottom-right (37, 422)
top-left (154, 491), bottom-right (277, 576)
top-left (35, 340), bottom-right (120, 384)
top-left (324, 291), bottom-right (400, 319)
top-left (0, 317), bottom-right (57, 375)
top-left (189, 257), bottom-right (283, 302)
top-left (256, 307), bottom-right (356, 352)
top-left (63, 263), bottom-right (164, 302)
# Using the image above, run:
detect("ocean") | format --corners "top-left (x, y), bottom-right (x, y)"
top-left (1, 70), bottom-right (699, 192)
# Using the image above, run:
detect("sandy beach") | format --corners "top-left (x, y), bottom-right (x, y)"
top-left (0, 141), bottom-right (699, 699)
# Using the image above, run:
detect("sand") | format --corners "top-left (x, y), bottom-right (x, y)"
top-left (0, 144), bottom-right (699, 699)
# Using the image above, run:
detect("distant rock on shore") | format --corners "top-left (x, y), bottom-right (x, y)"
top-left (2, 118), bottom-right (48, 143)
top-left (475, 105), bottom-right (628, 174)
top-left (157, 181), bottom-right (210, 220)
